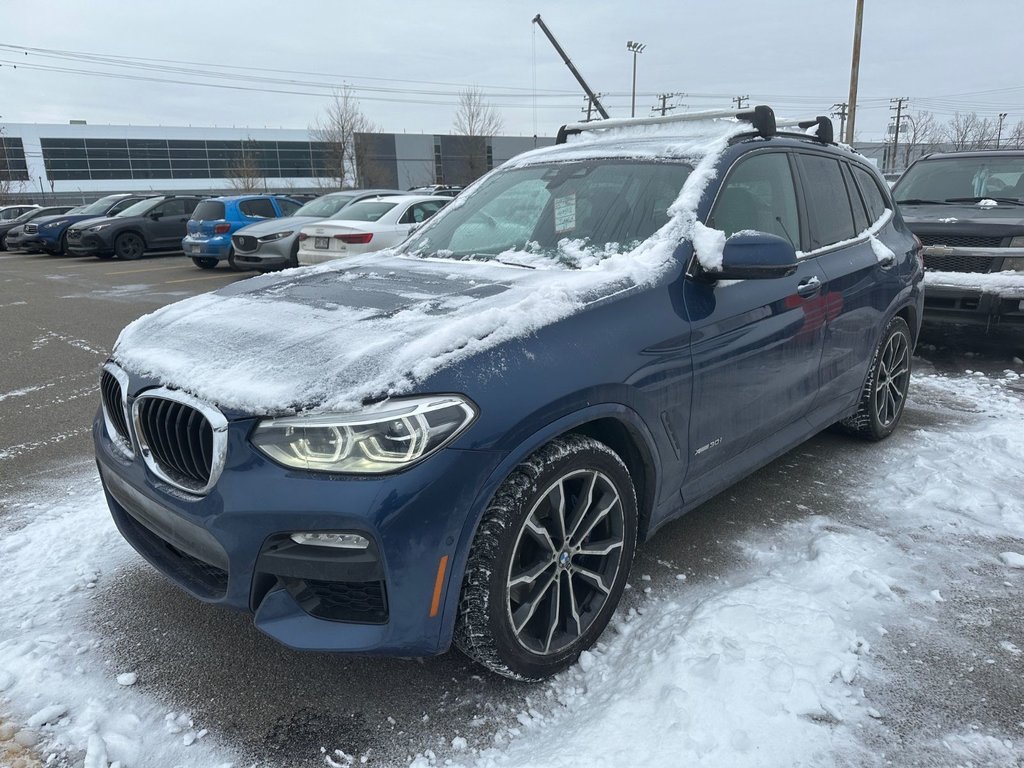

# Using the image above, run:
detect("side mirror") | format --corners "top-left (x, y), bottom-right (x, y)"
top-left (710, 232), bottom-right (798, 281)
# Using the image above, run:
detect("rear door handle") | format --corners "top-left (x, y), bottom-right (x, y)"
top-left (796, 276), bottom-right (822, 298)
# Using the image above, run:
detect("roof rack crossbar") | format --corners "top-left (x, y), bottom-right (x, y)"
top-left (554, 105), bottom-right (780, 145)
top-left (776, 115), bottom-right (835, 144)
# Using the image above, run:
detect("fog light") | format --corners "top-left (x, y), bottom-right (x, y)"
top-left (290, 532), bottom-right (370, 550)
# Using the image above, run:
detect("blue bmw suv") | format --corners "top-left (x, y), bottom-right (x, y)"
top-left (94, 107), bottom-right (923, 680)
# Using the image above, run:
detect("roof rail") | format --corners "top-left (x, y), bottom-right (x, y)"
top-left (776, 115), bottom-right (834, 144)
top-left (555, 105), bottom-right (781, 145)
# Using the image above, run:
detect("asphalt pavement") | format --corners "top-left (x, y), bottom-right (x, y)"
top-left (1, 247), bottom-right (1022, 767)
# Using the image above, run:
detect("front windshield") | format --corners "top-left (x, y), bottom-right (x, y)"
top-left (115, 198), bottom-right (161, 218)
top-left (12, 208), bottom-right (42, 223)
top-left (77, 195), bottom-right (125, 216)
top-left (895, 156), bottom-right (1024, 203)
top-left (400, 159), bottom-right (692, 268)
top-left (294, 194), bottom-right (356, 217)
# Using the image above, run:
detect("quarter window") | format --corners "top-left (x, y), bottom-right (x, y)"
top-left (708, 152), bottom-right (800, 246)
top-left (851, 165), bottom-right (889, 224)
top-left (796, 154), bottom-right (857, 250)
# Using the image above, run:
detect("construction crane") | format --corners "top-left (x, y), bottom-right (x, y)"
top-left (531, 14), bottom-right (610, 120)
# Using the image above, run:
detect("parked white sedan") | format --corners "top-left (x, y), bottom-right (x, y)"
top-left (296, 195), bottom-right (450, 264)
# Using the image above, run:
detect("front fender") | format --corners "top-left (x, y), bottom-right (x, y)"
top-left (434, 401), bottom-right (660, 652)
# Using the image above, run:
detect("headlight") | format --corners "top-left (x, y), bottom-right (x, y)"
top-left (251, 395), bottom-right (476, 474)
top-left (89, 223), bottom-right (113, 232)
top-left (42, 219), bottom-right (67, 229)
top-left (1003, 257), bottom-right (1024, 271)
top-left (258, 230), bottom-right (293, 242)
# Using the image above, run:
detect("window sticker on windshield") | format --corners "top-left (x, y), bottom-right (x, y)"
top-left (554, 193), bottom-right (576, 233)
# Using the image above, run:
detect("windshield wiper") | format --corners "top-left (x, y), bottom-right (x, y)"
top-left (495, 258), bottom-right (536, 269)
top-left (896, 198), bottom-right (951, 205)
top-left (943, 196), bottom-right (1024, 206)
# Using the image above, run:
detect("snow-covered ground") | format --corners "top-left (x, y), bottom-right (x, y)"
top-left (1, 362), bottom-right (1022, 768)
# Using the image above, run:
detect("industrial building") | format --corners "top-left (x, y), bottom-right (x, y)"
top-left (0, 122), bottom-right (552, 203)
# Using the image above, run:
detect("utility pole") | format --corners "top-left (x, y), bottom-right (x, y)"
top-left (581, 93), bottom-right (605, 123)
top-left (626, 40), bottom-right (645, 118)
top-left (997, 112), bottom-right (1008, 148)
top-left (831, 103), bottom-right (849, 140)
top-left (889, 96), bottom-right (908, 173)
top-left (732, 95), bottom-right (749, 110)
top-left (845, 0), bottom-right (865, 144)
top-left (652, 93), bottom-right (681, 117)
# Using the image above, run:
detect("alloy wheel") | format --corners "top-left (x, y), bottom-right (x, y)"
top-left (506, 469), bottom-right (626, 656)
top-left (874, 329), bottom-right (910, 427)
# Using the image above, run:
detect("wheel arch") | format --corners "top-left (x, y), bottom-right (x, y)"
top-left (115, 228), bottom-right (149, 248)
top-left (437, 402), bottom-right (661, 650)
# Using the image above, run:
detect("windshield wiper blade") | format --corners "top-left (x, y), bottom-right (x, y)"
top-left (943, 196), bottom-right (1024, 206)
top-left (495, 258), bottom-right (536, 269)
top-left (896, 198), bottom-right (951, 205)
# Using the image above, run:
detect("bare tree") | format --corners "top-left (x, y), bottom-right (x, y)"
top-left (226, 138), bottom-right (264, 192)
top-left (969, 116), bottom-right (998, 150)
top-left (942, 112), bottom-right (980, 151)
top-left (309, 86), bottom-right (376, 189)
top-left (901, 111), bottom-right (937, 167)
top-left (1008, 120), bottom-right (1024, 150)
top-left (452, 87), bottom-right (504, 185)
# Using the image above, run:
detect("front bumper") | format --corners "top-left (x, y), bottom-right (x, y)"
top-left (67, 231), bottom-right (113, 256)
top-left (231, 233), bottom-right (297, 270)
top-left (183, 235), bottom-right (231, 260)
top-left (93, 408), bottom-right (504, 655)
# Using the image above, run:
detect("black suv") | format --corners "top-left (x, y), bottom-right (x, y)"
top-left (67, 195), bottom-right (204, 260)
top-left (893, 150), bottom-right (1024, 341)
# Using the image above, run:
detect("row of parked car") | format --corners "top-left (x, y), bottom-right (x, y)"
top-left (0, 184), bottom-right (459, 271)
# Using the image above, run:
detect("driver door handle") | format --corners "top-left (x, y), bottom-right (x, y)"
top-left (796, 276), bottom-right (822, 298)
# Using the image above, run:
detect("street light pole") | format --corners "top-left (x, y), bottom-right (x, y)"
top-left (626, 40), bottom-right (645, 118)
top-left (997, 112), bottom-right (1008, 148)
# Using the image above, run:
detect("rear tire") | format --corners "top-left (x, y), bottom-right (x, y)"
top-left (454, 434), bottom-right (637, 681)
top-left (192, 256), bottom-right (218, 270)
top-left (839, 316), bottom-right (912, 441)
top-left (114, 232), bottom-right (145, 260)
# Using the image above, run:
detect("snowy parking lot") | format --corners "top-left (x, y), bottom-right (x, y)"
top-left (1, 254), bottom-right (1024, 768)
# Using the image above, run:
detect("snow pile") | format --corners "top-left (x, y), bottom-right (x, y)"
top-left (924, 269), bottom-right (1024, 298)
top-left (113, 121), bottom-right (746, 416)
top-left (0, 480), bottom-right (234, 768)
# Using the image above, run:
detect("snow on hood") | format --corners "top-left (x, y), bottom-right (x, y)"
top-left (113, 121), bottom-right (744, 416)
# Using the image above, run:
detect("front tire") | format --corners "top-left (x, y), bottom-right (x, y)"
top-left (114, 232), bottom-right (145, 260)
top-left (455, 435), bottom-right (637, 680)
top-left (840, 315), bottom-right (912, 441)
top-left (192, 256), bottom-right (218, 270)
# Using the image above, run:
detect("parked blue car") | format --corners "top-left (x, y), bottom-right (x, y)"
top-left (183, 194), bottom-right (302, 269)
top-left (22, 193), bottom-right (152, 255)
top-left (94, 107), bottom-right (923, 680)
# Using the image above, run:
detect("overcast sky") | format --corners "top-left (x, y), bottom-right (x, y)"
top-left (3, 0), bottom-right (1023, 141)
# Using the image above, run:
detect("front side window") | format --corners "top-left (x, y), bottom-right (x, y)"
top-left (116, 198), bottom-right (163, 218)
top-left (796, 154), bottom-right (856, 250)
top-left (401, 159), bottom-right (692, 268)
top-left (708, 152), bottom-right (800, 245)
top-left (276, 197), bottom-right (301, 216)
top-left (109, 197), bottom-right (144, 215)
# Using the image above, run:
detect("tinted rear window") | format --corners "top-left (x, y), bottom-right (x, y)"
top-left (192, 201), bottom-right (225, 220)
top-left (334, 201), bottom-right (398, 222)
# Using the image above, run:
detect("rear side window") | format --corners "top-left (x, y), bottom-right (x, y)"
top-left (239, 198), bottom-right (277, 218)
top-left (851, 165), bottom-right (889, 224)
top-left (154, 198), bottom-right (189, 216)
top-left (192, 201), bottom-right (225, 220)
top-left (796, 154), bottom-right (857, 250)
top-left (842, 164), bottom-right (870, 233)
top-left (708, 152), bottom-right (800, 245)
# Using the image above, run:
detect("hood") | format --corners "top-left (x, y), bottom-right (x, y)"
top-left (32, 212), bottom-right (111, 227)
top-left (70, 216), bottom-right (122, 231)
top-left (112, 248), bottom-right (664, 416)
top-left (901, 202), bottom-right (1024, 237)
top-left (234, 215), bottom-right (322, 237)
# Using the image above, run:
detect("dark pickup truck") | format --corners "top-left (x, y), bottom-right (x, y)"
top-left (893, 150), bottom-right (1024, 343)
